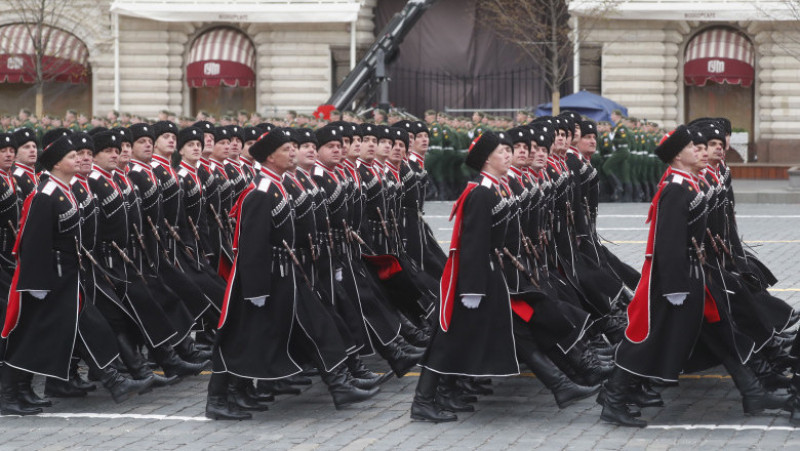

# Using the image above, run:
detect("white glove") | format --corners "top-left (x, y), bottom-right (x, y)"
top-left (461, 295), bottom-right (481, 309)
top-left (29, 290), bottom-right (48, 300)
top-left (665, 293), bottom-right (687, 306)
top-left (248, 296), bottom-right (268, 307)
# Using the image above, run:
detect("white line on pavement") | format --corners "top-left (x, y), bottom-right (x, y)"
top-left (648, 424), bottom-right (798, 431)
top-left (3, 412), bottom-right (211, 422)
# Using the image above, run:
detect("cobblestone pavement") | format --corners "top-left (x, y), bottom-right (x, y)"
top-left (2, 202), bottom-right (799, 450)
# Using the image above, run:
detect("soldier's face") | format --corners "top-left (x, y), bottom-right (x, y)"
top-left (203, 133), bottom-right (214, 155)
top-left (94, 147), bottom-right (120, 172)
top-left (577, 134), bottom-right (596, 157)
top-left (53, 150), bottom-right (80, 177)
top-left (317, 141), bottom-right (342, 167)
top-left (694, 143), bottom-right (708, 170)
top-left (573, 126), bottom-right (581, 145)
top-left (414, 132), bottom-right (429, 153)
top-left (361, 135), bottom-right (377, 161)
top-left (297, 142), bottom-right (317, 169)
top-left (390, 141), bottom-right (405, 164)
top-left (154, 133), bottom-right (176, 156)
top-left (76, 148), bottom-right (93, 175)
top-left (132, 137), bottom-right (153, 161)
top-left (119, 142), bottom-right (132, 166)
top-left (512, 142), bottom-right (529, 167)
top-left (555, 130), bottom-right (567, 151)
top-left (707, 139), bottom-right (724, 164)
top-left (376, 138), bottom-right (393, 160)
top-left (674, 142), bottom-right (699, 171)
top-left (266, 142), bottom-right (296, 174)
top-left (211, 139), bottom-right (230, 161)
top-left (341, 136), bottom-right (351, 155)
top-left (531, 146), bottom-right (549, 171)
top-left (15, 141), bottom-right (37, 165)
top-left (407, 133), bottom-right (415, 150)
top-left (348, 136), bottom-right (361, 160)
top-left (229, 138), bottom-right (243, 159)
top-left (179, 140), bottom-right (202, 165)
top-left (484, 144), bottom-right (511, 177)
top-left (0, 147), bottom-right (14, 171)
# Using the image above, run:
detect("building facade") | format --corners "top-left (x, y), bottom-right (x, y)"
top-left (573, 0), bottom-right (800, 163)
top-left (0, 0), bottom-right (376, 119)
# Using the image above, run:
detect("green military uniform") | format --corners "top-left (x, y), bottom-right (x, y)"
top-left (603, 123), bottom-right (632, 202)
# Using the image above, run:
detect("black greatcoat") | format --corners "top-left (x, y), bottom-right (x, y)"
top-left (422, 172), bottom-right (520, 377)
top-left (71, 176), bottom-right (120, 369)
top-left (617, 168), bottom-right (708, 382)
top-left (214, 168), bottom-right (303, 379)
top-left (88, 166), bottom-right (177, 348)
top-left (0, 169), bottom-right (19, 299)
top-left (2, 178), bottom-right (81, 379)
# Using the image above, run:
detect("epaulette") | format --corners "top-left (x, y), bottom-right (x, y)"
top-left (150, 160), bottom-right (159, 169)
top-left (671, 174), bottom-right (684, 185)
top-left (89, 171), bottom-right (101, 180)
top-left (313, 166), bottom-right (324, 177)
top-left (130, 165), bottom-right (143, 173)
top-left (13, 168), bottom-right (24, 177)
top-left (481, 177), bottom-right (494, 188)
top-left (257, 178), bottom-right (271, 192)
top-left (178, 168), bottom-right (188, 178)
top-left (42, 180), bottom-right (57, 195)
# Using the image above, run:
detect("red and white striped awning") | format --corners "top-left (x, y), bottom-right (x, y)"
top-left (684, 28), bottom-right (755, 88)
top-left (186, 28), bottom-right (256, 88)
top-left (0, 24), bottom-right (90, 84)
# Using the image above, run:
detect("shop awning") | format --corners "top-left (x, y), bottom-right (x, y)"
top-left (187, 28), bottom-right (256, 88)
top-left (684, 28), bottom-right (754, 88)
top-left (0, 24), bottom-right (89, 84)
top-left (110, 0), bottom-right (361, 23)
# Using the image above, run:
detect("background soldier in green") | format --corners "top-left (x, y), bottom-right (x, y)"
top-left (425, 109), bottom-right (444, 199)
top-left (594, 121), bottom-right (612, 201)
top-left (603, 118), bottom-right (632, 202)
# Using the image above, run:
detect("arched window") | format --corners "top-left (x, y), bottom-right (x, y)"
top-left (187, 27), bottom-right (256, 117)
top-left (0, 24), bottom-right (91, 117)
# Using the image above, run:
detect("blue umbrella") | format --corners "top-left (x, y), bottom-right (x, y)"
top-left (534, 91), bottom-right (628, 122)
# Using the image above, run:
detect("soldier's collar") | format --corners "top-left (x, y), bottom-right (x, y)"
top-left (479, 171), bottom-right (500, 186)
top-left (91, 164), bottom-right (114, 179)
top-left (14, 162), bottom-right (35, 173)
top-left (130, 158), bottom-right (152, 169)
top-left (151, 154), bottom-right (171, 166)
top-left (259, 166), bottom-right (283, 184)
top-left (179, 160), bottom-right (198, 173)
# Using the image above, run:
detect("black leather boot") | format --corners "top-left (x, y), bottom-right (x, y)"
top-left (117, 333), bottom-right (180, 390)
top-left (399, 314), bottom-right (430, 348)
top-left (18, 373), bottom-right (51, 408)
top-left (395, 336), bottom-right (426, 356)
top-left (246, 382), bottom-right (275, 403)
top-left (69, 358), bottom-right (96, 392)
top-left (284, 374), bottom-right (313, 386)
top-left (320, 365), bottom-right (379, 410)
top-left (703, 329), bottom-right (791, 414)
top-left (376, 339), bottom-right (421, 378)
top-left (1, 367), bottom-right (43, 416)
top-left (79, 343), bottom-right (154, 404)
top-left (150, 344), bottom-right (210, 377)
top-left (455, 377), bottom-right (493, 396)
top-left (205, 373), bottom-right (251, 420)
top-left (258, 379), bottom-right (301, 396)
top-left (228, 377), bottom-right (269, 412)
top-left (175, 336), bottom-right (212, 364)
top-left (790, 374), bottom-right (800, 426)
top-left (436, 376), bottom-right (474, 412)
top-left (519, 341), bottom-right (599, 408)
top-left (410, 367), bottom-right (457, 422)
top-left (599, 368), bottom-right (647, 427)
top-left (45, 377), bottom-right (88, 398)
top-left (346, 355), bottom-right (393, 387)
